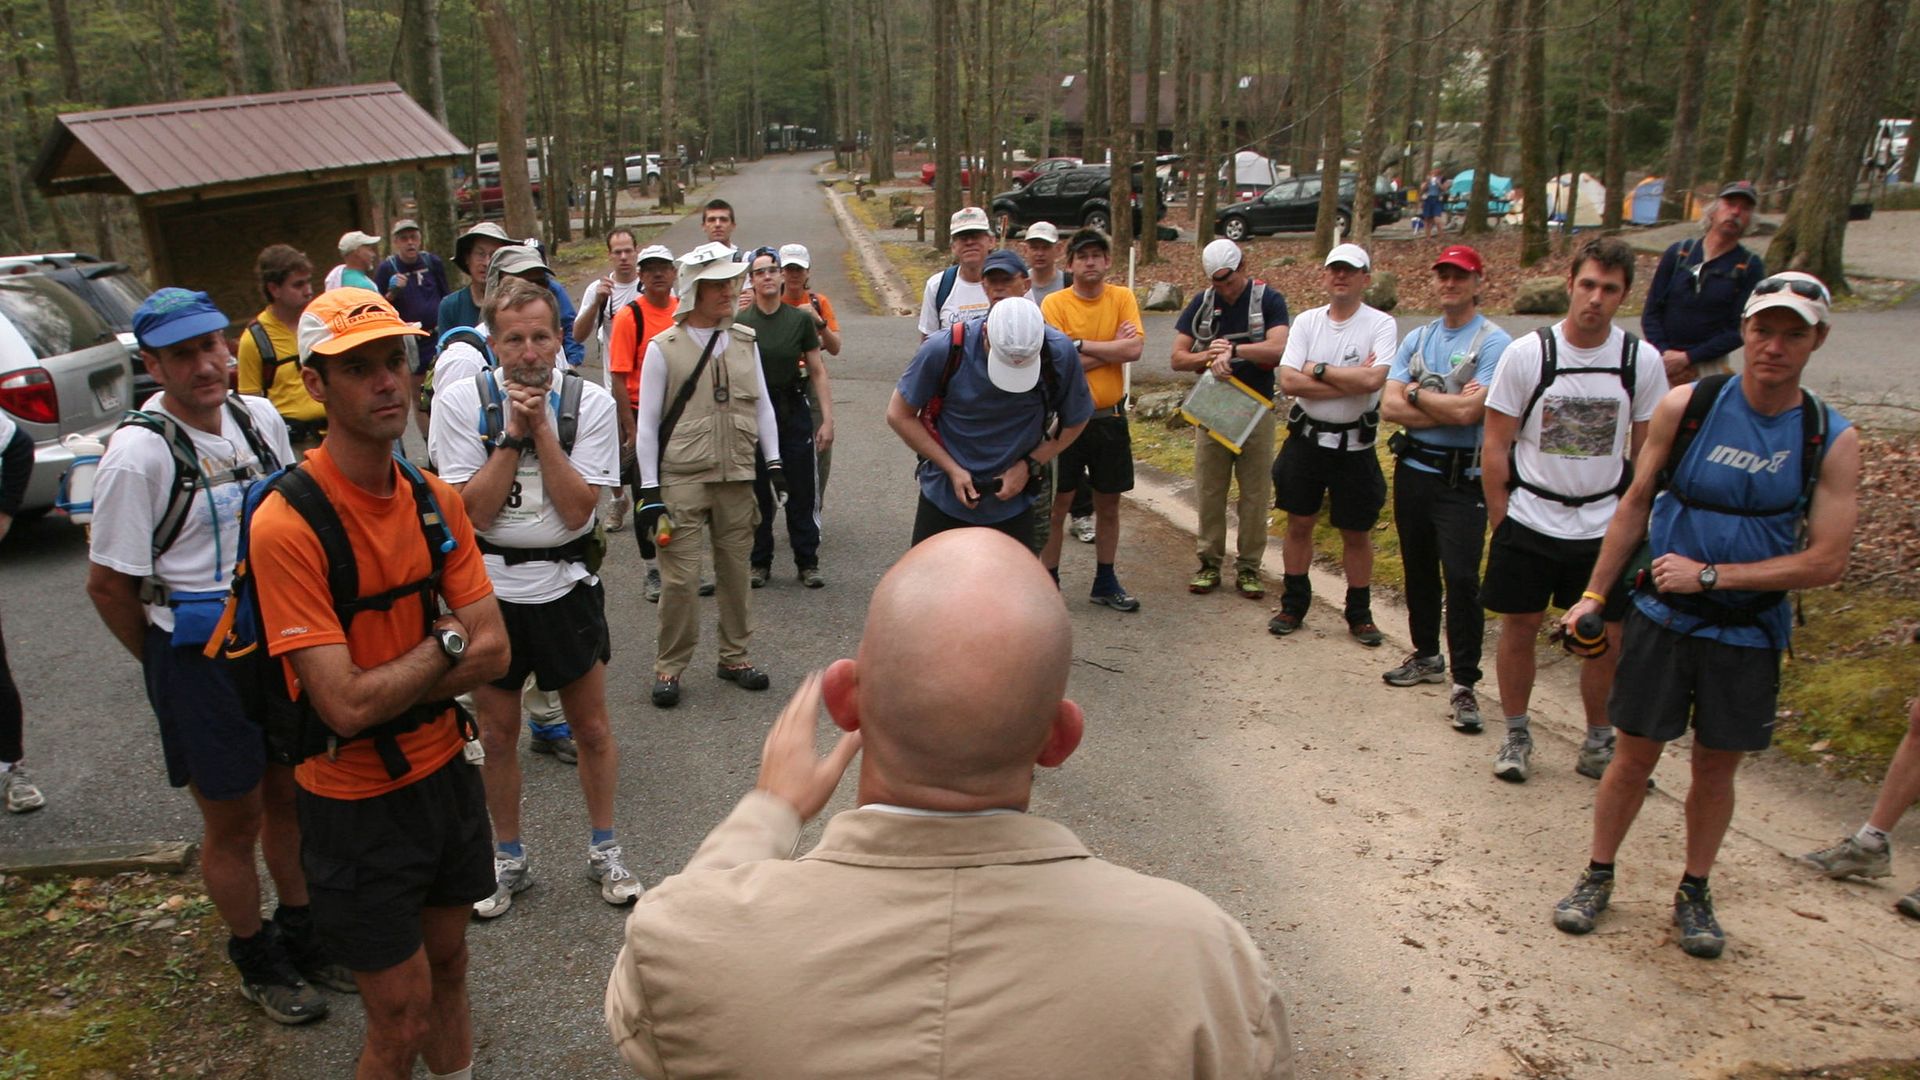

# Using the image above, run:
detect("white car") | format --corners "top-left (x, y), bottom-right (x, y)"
top-left (600, 154), bottom-right (663, 185)
top-left (0, 273), bottom-right (131, 515)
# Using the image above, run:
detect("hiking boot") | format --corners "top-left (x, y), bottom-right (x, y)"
top-left (2, 766), bottom-right (45, 813)
top-left (1235, 567), bottom-right (1265, 600)
top-left (1493, 728), bottom-right (1533, 783)
top-left (1268, 611), bottom-right (1304, 636)
top-left (1576, 733), bottom-right (1616, 780)
top-left (1552, 868), bottom-right (1615, 935)
top-left (1348, 621), bottom-right (1385, 648)
top-left (228, 924), bottom-right (327, 1025)
top-left (529, 731), bottom-right (579, 766)
top-left (716, 664), bottom-right (771, 691)
top-left (1799, 836), bottom-right (1892, 880)
top-left (1382, 654), bottom-right (1445, 687)
top-left (1189, 565), bottom-right (1222, 594)
top-left (473, 853), bottom-right (532, 920)
top-left (750, 565), bottom-right (770, 589)
top-left (588, 840), bottom-right (645, 905)
top-left (605, 490), bottom-right (630, 533)
top-left (1071, 514), bottom-right (1096, 543)
top-left (698, 573), bottom-right (716, 597)
top-left (798, 566), bottom-right (826, 589)
top-left (1898, 884), bottom-right (1920, 920)
top-left (643, 567), bottom-right (662, 604)
top-left (273, 909), bottom-right (357, 994)
top-left (1673, 885), bottom-right (1726, 959)
top-left (650, 675), bottom-right (681, 708)
top-left (1089, 584), bottom-right (1141, 612)
top-left (1449, 687), bottom-right (1484, 734)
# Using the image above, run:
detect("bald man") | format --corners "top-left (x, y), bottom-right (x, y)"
top-left (605, 529), bottom-right (1294, 1079)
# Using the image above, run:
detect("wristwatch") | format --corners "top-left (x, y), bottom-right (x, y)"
top-left (1024, 454), bottom-right (1043, 477)
top-left (1405, 384), bottom-right (1421, 405)
top-left (434, 627), bottom-right (467, 662)
top-left (1228, 342), bottom-right (1239, 359)
top-left (494, 435), bottom-right (531, 454)
top-left (1698, 565), bottom-right (1718, 591)
top-left (1071, 338), bottom-right (1083, 351)
top-left (1312, 361), bottom-right (1329, 381)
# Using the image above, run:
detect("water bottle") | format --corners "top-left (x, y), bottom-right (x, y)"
top-left (56, 433), bottom-right (108, 525)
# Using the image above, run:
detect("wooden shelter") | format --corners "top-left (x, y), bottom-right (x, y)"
top-left (32, 83), bottom-right (466, 328)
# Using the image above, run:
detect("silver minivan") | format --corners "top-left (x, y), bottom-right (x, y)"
top-left (0, 274), bottom-right (131, 514)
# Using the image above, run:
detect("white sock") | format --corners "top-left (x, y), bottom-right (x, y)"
top-left (1453, 683), bottom-right (1473, 697)
top-left (0, 761), bottom-right (14, 774)
top-left (1857, 824), bottom-right (1892, 851)
top-left (1583, 725), bottom-right (1614, 748)
top-left (427, 1066), bottom-right (472, 1080)
top-left (1505, 713), bottom-right (1530, 733)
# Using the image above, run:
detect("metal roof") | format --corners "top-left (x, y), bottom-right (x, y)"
top-left (33, 83), bottom-right (468, 201)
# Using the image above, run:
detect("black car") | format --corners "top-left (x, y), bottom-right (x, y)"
top-left (1214, 175), bottom-right (1401, 240)
top-left (989, 166), bottom-right (1167, 234)
top-left (0, 254), bottom-right (156, 399)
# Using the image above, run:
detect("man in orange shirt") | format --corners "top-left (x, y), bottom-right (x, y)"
top-left (1040, 228), bottom-right (1145, 610)
top-left (250, 289), bottom-right (510, 1080)
top-left (607, 245), bottom-right (678, 601)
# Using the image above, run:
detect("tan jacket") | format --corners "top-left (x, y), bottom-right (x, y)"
top-left (606, 792), bottom-right (1294, 1079)
top-left (655, 321), bottom-right (761, 485)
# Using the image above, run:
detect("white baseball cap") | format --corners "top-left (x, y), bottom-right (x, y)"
top-left (985, 297), bottom-right (1047, 393)
top-left (1202, 238), bottom-right (1243, 279)
top-left (338, 230), bottom-right (381, 255)
top-left (1742, 271), bottom-right (1831, 325)
top-left (1025, 221), bottom-right (1060, 244)
top-left (779, 243), bottom-right (811, 269)
top-left (637, 244), bottom-right (674, 265)
top-left (1324, 243), bottom-right (1371, 270)
top-left (950, 206), bottom-right (993, 236)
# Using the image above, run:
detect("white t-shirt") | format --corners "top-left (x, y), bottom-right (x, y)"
top-left (432, 322), bottom-right (492, 391)
top-left (916, 270), bottom-right (991, 338)
top-left (579, 276), bottom-right (643, 364)
top-left (428, 368), bottom-right (620, 604)
top-left (1279, 303), bottom-right (1399, 447)
top-left (1486, 324), bottom-right (1668, 540)
top-left (89, 394), bottom-right (295, 630)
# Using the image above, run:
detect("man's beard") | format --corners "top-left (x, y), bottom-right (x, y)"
top-left (505, 363), bottom-right (553, 389)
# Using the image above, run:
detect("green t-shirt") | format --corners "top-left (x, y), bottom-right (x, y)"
top-left (736, 301), bottom-right (820, 392)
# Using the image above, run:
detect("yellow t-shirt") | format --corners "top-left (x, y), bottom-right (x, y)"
top-left (236, 308), bottom-right (325, 424)
top-left (1041, 284), bottom-right (1143, 410)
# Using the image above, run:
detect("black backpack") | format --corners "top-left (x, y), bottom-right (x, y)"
top-left (206, 454), bottom-right (471, 780)
top-left (1506, 327), bottom-right (1641, 507)
top-left (246, 322), bottom-right (290, 394)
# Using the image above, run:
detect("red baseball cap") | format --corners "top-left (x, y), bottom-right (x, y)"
top-left (1432, 245), bottom-right (1484, 274)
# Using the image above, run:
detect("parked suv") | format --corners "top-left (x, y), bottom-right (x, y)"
top-left (1, 253), bottom-right (153, 398)
top-left (1214, 175), bottom-right (1401, 240)
top-left (0, 273), bottom-right (131, 514)
top-left (989, 166), bottom-right (1166, 234)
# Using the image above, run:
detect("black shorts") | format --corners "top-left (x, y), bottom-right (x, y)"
top-left (1482, 518), bottom-right (1631, 618)
top-left (1609, 607), bottom-right (1781, 751)
top-left (493, 580), bottom-right (611, 691)
top-left (1055, 414), bottom-right (1135, 496)
top-left (296, 756), bottom-right (494, 972)
top-left (141, 627), bottom-right (267, 801)
top-left (1272, 434), bottom-right (1387, 531)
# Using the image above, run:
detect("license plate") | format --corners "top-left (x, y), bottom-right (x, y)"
top-left (93, 381), bottom-right (121, 412)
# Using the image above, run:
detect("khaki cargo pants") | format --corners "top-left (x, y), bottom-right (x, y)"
top-left (656, 480), bottom-right (759, 676)
top-left (1193, 410), bottom-right (1276, 574)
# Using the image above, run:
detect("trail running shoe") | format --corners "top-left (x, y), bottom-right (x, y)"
top-left (1552, 868), bottom-right (1615, 934)
top-left (644, 567), bottom-right (662, 603)
top-left (588, 840), bottom-right (645, 905)
top-left (698, 573), bottom-right (716, 597)
top-left (1383, 654), bottom-right (1445, 687)
top-left (605, 490), bottom-right (630, 533)
top-left (1798, 836), bottom-right (1892, 880)
top-left (1898, 884), bottom-right (1920, 920)
top-left (228, 924), bottom-right (327, 1025)
top-left (274, 911), bottom-right (357, 994)
top-left (650, 675), bottom-right (681, 708)
top-left (750, 565), bottom-right (770, 589)
top-left (1189, 565), bottom-right (1222, 594)
top-left (1071, 515), bottom-right (1096, 543)
top-left (1673, 885), bottom-right (1726, 959)
top-left (1349, 621), bottom-right (1385, 648)
top-left (798, 566), bottom-right (826, 589)
top-left (716, 664), bottom-right (771, 691)
top-left (3, 767), bottom-right (45, 813)
top-left (1235, 567), bottom-right (1265, 599)
top-left (473, 853), bottom-right (532, 920)
top-left (1493, 728), bottom-right (1533, 783)
top-left (1449, 687), bottom-right (1483, 733)
top-left (529, 731), bottom-right (579, 766)
top-left (1268, 611), bottom-right (1304, 636)
top-left (1576, 733), bottom-right (1616, 780)
top-left (1090, 585), bottom-right (1141, 612)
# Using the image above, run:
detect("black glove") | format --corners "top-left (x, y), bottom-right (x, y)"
top-left (634, 487), bottom-right (668, 537)
top-left (766, 463), bottom-right (788, 508)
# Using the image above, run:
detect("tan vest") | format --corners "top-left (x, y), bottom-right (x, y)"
top-left (654, 321), bottom-right (761, 485)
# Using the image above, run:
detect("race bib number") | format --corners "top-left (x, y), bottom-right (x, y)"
top-left (495, 456), bottom-right (546, 527)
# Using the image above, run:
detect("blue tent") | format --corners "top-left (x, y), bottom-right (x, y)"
top-left (1630, 178), bottom-right (1664, 225)
top-left (1446, 170), bottom-right (1513, 213)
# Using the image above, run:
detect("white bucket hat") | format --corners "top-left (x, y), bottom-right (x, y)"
top-left (673, 241), bottom-right (748, 319)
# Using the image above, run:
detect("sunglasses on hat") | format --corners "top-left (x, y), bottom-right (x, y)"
top-left (1752, 276), bottom-right (1830, 304)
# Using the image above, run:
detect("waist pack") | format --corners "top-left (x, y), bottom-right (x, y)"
top-left (1286, 401), bottom-right (1379, 450)
top-left (205, 454), bottom-right (472, 779)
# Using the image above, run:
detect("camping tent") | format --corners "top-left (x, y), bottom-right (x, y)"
top-left (1547, 172), bottom-right (1608, 225)
top-left (1446, 170), bottom-right (1513, 213)
top-left (1629, 177), bottom-right (1664, 225)
top-left (1219, 150), bottom-right (1281, 187)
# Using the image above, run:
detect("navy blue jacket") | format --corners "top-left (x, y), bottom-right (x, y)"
top-left (1640, 240), bottom-right (1764, 363)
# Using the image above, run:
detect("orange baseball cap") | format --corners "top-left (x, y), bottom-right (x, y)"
top-left (297, 288), bottom-right (426, 361)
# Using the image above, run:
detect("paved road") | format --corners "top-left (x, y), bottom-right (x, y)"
top-left (3, 153), bottom-right (1916, 1077)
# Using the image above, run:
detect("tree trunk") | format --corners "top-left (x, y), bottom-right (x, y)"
top-left (472, 0), bottom-right (539, 238)
top-left (867, 0), bottom-right (896, 179)
top-left (544, 0), bottom-right (573, 240)
top-left (1598, 0), bottom-right (1632, 230)
top-left (288, 0), bottom-right (352, 88)
top-left (1516, 0), bottom-right (1548, 265)
top-left (401, 0), bottom-right (457, 254)
top-left (1106, 0), bottom-right (1134, 251)
top-left (660, 0), bottom-right (682, 211)
top-left (985, 0), bottom-right (1003, 201)
top-left (214, 0), bottom-right (249, 95)
top-left (1657, 0), bottom-right (1715, 220)
top-left (1464, 0), bottom-right (1517, 236)
top-left (1717, 0), bottom-right (1768, 185)
top-left (933, 0), bottom-right (959, 245)
top-left (153, 0), bottom-right (184, 98)
top-left (1195, 16), bottom-right (1218, 235)
top-left (1348, 12), bottom-right (1394, 250)
top-left (1141, 0), bottom-right (1163, 263)
top-left (1769, 0), bottom-right (1906, 293)
top-left (261, 0), bottom-right (294, 90)
top-left (1311, 0), bottom-right (1346, 256)
top-left (1287, 0), bottom-right (1313, 173)
top-left (696, 2), bottom-right (716, 164)
top-left (1419, 0), bottom-right (1447, 181)
top-left (1172, 9), bottom-right (1193, 156)
top-left (1084, 0), bottom-right (1106, 161)
top-left (46, 0), bottom-right (84, 101)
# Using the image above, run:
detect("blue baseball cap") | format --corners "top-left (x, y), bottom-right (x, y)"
top-left (982, 249), bottom-right (1029, 278)
top-left (132, 288), bottom-right (229, 349)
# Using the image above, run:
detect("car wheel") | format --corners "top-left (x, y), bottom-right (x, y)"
top-left (1222, 215), bottom-right (1250, 241)
top-left (1082, 208), bottom-right (1111, 233)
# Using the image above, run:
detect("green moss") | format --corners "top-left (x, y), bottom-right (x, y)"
top-left (1773, 590), bottom-right (1919, 779)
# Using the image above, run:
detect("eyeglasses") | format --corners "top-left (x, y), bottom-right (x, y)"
top-left (1752, 275), bottom-right (1830, 304)
top-left (1210, 269), bottom-right (1235, 282)
top-left (749, 266), bottom-right (781, 277)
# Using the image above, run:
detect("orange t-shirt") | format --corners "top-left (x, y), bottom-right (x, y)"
top-left (251, 448), bottom-right (494, 800)
top-left (608, 293), bottom-right (680, 406)
top-left (1042, 283), bottom-right (1144, 410)
top-left (782, 289), bottom-right (839, 333)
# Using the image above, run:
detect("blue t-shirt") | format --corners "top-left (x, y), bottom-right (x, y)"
top-left (1635, 376), bottom-right (1851, 650)
top-left (1173, 281), bottom-right (1291, 399)
top-left (432, 279), bottom-right (583, 366)
top-left (897, 320), bottom-right (1094, 524)
top-left (1386, 315), bottom-right (1512, 472)
top-left (378, 253), bottom-right (450, 333)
